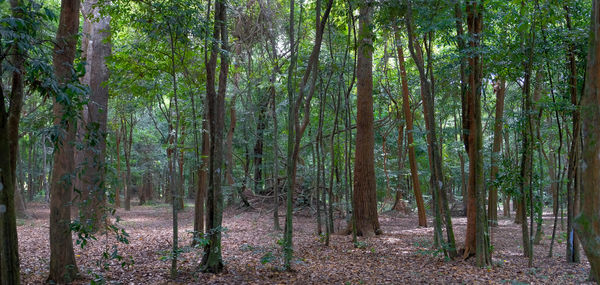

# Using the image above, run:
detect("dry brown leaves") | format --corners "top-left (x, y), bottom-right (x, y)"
top-left (18, 203), bottom-right (592, 284)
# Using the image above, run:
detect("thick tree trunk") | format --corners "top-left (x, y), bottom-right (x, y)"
top-left (78, 0), bottom-right (111, 231)
top-left (574, 0), bottom-right (600, 281)
top-left (353, 1), bottom-right (380, 237)
top-left (7, 0), bottom-right (27, 220)
top-left (48, 0), bottom-right (81, 282)
top-left (0, 2), bottom-right (25, 280)
top-left (465, 2), bottom-right (490, 266)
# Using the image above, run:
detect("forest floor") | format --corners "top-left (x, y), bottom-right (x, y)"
top-left (18, 201), bottom-right (592, 284)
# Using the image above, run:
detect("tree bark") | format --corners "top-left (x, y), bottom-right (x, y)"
top-left (465, 2), bottom-right (490, 266)
top-left (0, 1), bottom-right (27, 281)
top-left (394, 28), bottom-right (426, 226)
top-left (353, 0), bottom-right (380, 237)
top-left (48, 0), bottom-right (81, 282)
top-left (488, 79), bottom-right (506, 227)
top-left (201, 0), bottom-right (229, 272)
top-left (78, 0), bottom-right (111, 232)
top-left (574, 0), bottom-right (600, 281)
top-left (405, 2), bottom-right (456, 258)
top-left (565, 4), bottom-right (581, 263)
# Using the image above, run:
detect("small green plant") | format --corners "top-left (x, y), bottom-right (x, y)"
top-left (354, 241), bottom-right (368, 249)
top-left (260, 251), bottom-right (275, 264)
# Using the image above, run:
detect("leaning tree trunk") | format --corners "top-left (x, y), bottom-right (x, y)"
top-left (48, 0), bottom-right (81, 283)
top-left (574, 0), bottom-right (600, 281)
top-left (394, 27), bottom-right (426, 226)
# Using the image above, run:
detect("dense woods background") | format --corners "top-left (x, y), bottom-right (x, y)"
top-left (2, 0), bottom-right (600, 283)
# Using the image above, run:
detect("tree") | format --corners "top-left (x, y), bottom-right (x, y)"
top-left (48, 0), bottom-right (81, 282)
top-left (488, 79), bottom-right (505, 227)
top-left (574, 0), bottom-right (600, 281)
top-left (353, 0), bottom-right (380, 237)
top-left (78, 0), bottom-right (112, 232)
top-left (404, 0), bottom-right (456, 258)
top-left (464, 0), bottom-right (490, 267)
top-left (202, 0), bottom-right (229, 273)
top-left (0, 0), bottom-right (29, 282)
top-left (283, 0), bottom-right (333, 269)
top-left (393, 26), bottom-right (427, 227)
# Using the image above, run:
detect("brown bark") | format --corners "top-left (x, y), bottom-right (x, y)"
top-left (463, 2), bottom-right (490, 266)
top-left (394, 28), bottom-right (426, 226)
top-left (48, 0), bottom-right (81, 282)
top-left (574, 0), bottom-right (600, 281)
top-left (0, 1), bottom-right (26, 281)
top-left (488, 80), bottom-right (506, 227)
top-left (7, 0), bottom-right (27, 219)
top-left (202, 0), bottom-right (229, 272)
top-left (353, 1), bottom-right (380, 237)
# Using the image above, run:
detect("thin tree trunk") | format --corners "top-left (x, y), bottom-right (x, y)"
top-left (488, 80), bottom-right (506, 227)
top-left (393, 27), bottom-right (426, 225)
top-left (201, 0), bottom-right (229, 272)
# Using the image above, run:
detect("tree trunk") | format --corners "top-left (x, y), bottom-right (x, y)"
top-left (78, 0), bottom-right (111, 232)
top-left (488, 79), bottom-right (506, 227)
top-left (518, 2), bottom-right (536, 262)
top-left (123, 116), bottom-right (133, 211)
top-left (565, 4), bottom-right (581, 263)
top-left (405, 2), bottom-right (456, 257)
top-left (353, 1), bottom-right (379, 237)
top-left (115, 124), bottom-right (122, 208)
top-left (465, 2), bottom-right (490, 266)
top-left (192, 110), bottom-right (208, 246)
top-left (253, 98), bottom-right (267, 194)
top-left (48, 0), bottom-right (81, 282)
top-left (201, 0), bottom-right (229, 272)
top-left (0, 1), bottom-right (27, 281)
top-left (574, 0), bottom-right (600, 281)
top-left (394, 28), bottom-right (426, 226)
